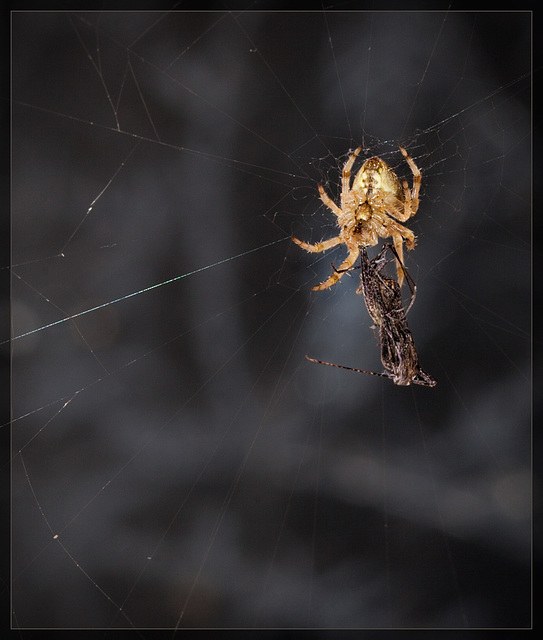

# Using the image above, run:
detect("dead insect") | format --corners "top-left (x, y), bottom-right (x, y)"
top-left (307, 244), bottom-right (436, 387)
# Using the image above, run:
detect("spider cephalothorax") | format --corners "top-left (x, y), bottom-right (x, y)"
top-left (293, 146), bottom-right (421, 289)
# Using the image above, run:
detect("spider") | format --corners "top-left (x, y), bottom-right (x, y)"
top-left (292, 146), bottom-right (421, 289)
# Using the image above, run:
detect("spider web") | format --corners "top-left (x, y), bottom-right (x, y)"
top-left (9, 6), bottom-right (532, 631)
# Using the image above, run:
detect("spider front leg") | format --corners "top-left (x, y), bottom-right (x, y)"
top-left (341, 147), bottom-right (362, 203)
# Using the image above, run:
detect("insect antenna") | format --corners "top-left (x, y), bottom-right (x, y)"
top-left (305, 355), bottom-right (390, 378)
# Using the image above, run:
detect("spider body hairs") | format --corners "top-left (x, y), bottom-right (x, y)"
top-left (292, 146), bottom-right (420, 289)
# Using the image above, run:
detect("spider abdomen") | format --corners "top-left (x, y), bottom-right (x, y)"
top-left (352, 157), bottom-right (403, 200)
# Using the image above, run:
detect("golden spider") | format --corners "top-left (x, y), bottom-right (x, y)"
top-left (292, 146), bottom-right (421, 289)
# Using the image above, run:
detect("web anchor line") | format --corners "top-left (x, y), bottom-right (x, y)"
top-left (10, 237), bottom-right (288, 344)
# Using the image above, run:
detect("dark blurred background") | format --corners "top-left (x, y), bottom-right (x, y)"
top-left (9, 5), bottom-right (532, 631)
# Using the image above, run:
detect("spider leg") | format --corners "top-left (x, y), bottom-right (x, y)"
top-left (399, 146), bottom-right (421, 214)
top-left (402, 178), bottom-right (412, 210)
top-left (341, 147), bottom-right (362, 197)
top-left (317, 184), bottom-right (343, 217)
top-left (311, 243), bottom-right (360, 290)
top-left (383, 196), bottom-right (417, 223)
top-left (392, 233), bottom-right (407, 287)
top-left (385, 243), bottom-right (417, 312)
top-left (379, 213), bottom-right (415, 250)
top-left (291, 235), bottom-right (342, 253)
